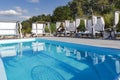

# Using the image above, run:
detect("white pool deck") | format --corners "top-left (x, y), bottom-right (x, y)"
top-left (39, 37), bottom-right (120, 49)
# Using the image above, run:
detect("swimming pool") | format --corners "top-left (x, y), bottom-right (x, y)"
top-left (0, 38), bottom-right (120, 80)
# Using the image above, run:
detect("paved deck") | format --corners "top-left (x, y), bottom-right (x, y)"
top-left (40, 37), bottom-right (120, 49)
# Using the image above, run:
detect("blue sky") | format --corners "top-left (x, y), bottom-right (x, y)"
top-left (0, 0), bottom-right (71, 21)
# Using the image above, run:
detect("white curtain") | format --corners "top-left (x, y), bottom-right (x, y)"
top-left (114, 12), bottom-right (119, 27)
top-left (75, 18), bottom-right (80, 27)
top-left (65, 20), bottom-right (70, 31)
top-left (31, 23), bottom-right (45, 35)
top-left (65, 20), bottom-right (70, 27)
top-left (84, 19), bottom-right (87, 28)
top-left (92, 15), bottom-right (97, 25)
top-left (101, 17), bottom-right (105, 31)
top-left (56, 22), bottom-right (61, 29)
top-left (92, 15), bottom-right (97, 36)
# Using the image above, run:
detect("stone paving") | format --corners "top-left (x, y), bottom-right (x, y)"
top-left (39, 37), bottom-right (120, 49)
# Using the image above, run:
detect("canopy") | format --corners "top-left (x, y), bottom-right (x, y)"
top-left (114, 11), bottom-right (119, 27)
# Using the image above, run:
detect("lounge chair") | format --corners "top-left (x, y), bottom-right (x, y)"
top-left (55, 22), bottom-right (65, 37)
top-left (0, 21), bottom-right (22, 39)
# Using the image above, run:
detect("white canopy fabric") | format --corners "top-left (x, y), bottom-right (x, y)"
top-left (0, 21), bottom-right (19, 36)
top-left (92, 16), bottom-right (97, 36)
top-left (75, 18), bottom-right (80, 27)
top-left (85, 16), bottom-right (104, 35)
top-left (65, 20), bottom-right (70, 28)
top-left (94, 17), bottom-right (105, 32)
top-left (87, 20), bottom-right (92, 33)
top-left (84, 19), bottom-right (87, 28)
top-left (92, 15), bottom-right (97, 25)
top-left (31, 23), bottom-right (45, 35)
top-left (114, 11), bottom-right (119, 27)
top-left (68, 21), bottom-right (76, 32)
top-left (56, 22), bottom-right (61, 30)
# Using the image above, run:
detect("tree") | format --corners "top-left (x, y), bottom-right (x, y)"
top-left (52, 5), bottom-right (72, 22)
top-left (22, 21), bottom-right (31, 34)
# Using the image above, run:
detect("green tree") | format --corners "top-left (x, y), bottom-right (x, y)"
top-left (52, 5), bottom-right (72, 22)
top-left (22, 21), bottom-right (31, 34)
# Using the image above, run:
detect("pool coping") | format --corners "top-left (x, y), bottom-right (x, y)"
top-left (38, 37), bottom-right (120, 50)
top-left (0, 38), bottom-right (36, 44)
top-left (0, 37), bottom-right (120, 50)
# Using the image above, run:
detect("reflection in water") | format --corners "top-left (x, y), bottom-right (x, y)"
top-left (65, 48), bottom-right (71, 56)
top-left (0, 45), bottom-right (17, 58)
top-left (116, 60), bottom-right (120, 74)
top-left (85, 51), bottom-right (88, 58)
top-left (1, 41), bottom-right (120, 80)
top-left (17, 42), bottom-right (23, 57)
top-left (32, 42), bottom-right (45, 52)
top-left (76, 51), bottom-right (81, 60)
top-left (46, 43), bottom-right (108, 65)
top-left (56, 46), bottom-right (63, 53)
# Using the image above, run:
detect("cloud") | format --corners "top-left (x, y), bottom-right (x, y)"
top-left (14, 6), bottom-right (28, 13)
top-left (35, 8), bottom-right (39, 11)
top-left (28, 0), bottom-right (39, 3)
top-left (19, 16), bottom-right (31, 19)
top-left (0, 6), bottom-right (28, 19)
top-left (0, 10), bottom-right (21, 16)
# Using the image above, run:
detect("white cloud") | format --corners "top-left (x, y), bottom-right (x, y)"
top-left (28, 0), bottom-right (39, 3)
top-left (0, 6), bottom-right (29, 20)
top-left (19, 16), bottom-right (31, 20)
top-left (35, 8), bottom-right (39, 11)
top-left (0, 10), bottom-right (21, 16)
top-left (14, 6), bottom-right (28, 13)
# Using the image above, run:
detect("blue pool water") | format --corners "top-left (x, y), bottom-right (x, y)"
top-left (0, 39), bottom-right (120, 80)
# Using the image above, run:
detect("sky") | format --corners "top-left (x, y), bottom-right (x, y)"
top-left (0, 0), bottom-right (72, 21)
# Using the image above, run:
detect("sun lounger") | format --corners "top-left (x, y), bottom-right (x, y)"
top-left (55, 22), bottom-right (65, 36)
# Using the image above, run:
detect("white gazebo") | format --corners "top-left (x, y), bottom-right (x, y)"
top-left (0, 21), bottom-right (22, 38)
top-left (31, 22), bottom-right (51, 37)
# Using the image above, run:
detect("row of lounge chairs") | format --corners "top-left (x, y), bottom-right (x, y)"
top-left (55, 11), bottom-right (120, 39)
top-left (55, 16), bottom-right (105, 38)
